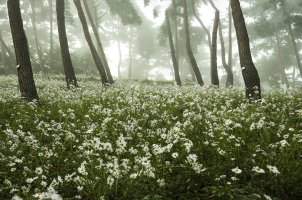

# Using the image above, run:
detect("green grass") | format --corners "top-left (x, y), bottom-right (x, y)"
top-left (0, 75), bottom-right (302, 199)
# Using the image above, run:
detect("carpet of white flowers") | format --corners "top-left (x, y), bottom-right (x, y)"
top-left (0, 75), bottom-right (302, 200)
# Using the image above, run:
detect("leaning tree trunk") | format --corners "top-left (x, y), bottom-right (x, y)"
top-left (29, 1), bottom-right (44, 72)
top-left (83, 0), bottom-right (114, 84)
top-left (8, 0), bottom-right (39, 101)
top-left (276, 34), bottom-right (289, 88)
top-left (166, 10), bottom-right (181, 86)
top-left (172, 0), bottom-right (180, 68)
top-left (231, 0), bottom-right (261, 100)
top-left (0, 31), bottom-right (14, 60)
top-left (287, 23), bottom-right (302, 78)
top-left (74, 0), bottom-right (109, 85)
top-left (219, 22), bottom-right (234, 87)
top-left (183, 0), bottom-right (204, 86)
top-left (56, 0), bottom-right (78, 88)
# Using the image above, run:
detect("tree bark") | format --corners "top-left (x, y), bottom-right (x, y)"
top-left (231, 0), bottom-right (261, 100)
top-left (83, 0), bottom-right (114, 84)
top-left (8, 0), bottom-right (39, 101)
top-left (183, 0), bottom-right (204, 86)
top-left (287, 24), bottom-right (302, 78)
top-left (172, 0), bottom-right (180, 68)
top-left (166, 10), bottom-right (181, 86)
top-left (211, 10), bottom-right (219, 86)
top-left (56, 0), bottom-right (78, 88)
top-left (219, 22), bottom-right (234, 87)
top-left (74, 0), bottom-right (109, 85)
top-left (228, 3), bottom-right (233, 73)
top-left (29, 0), bottom-right (44, 72)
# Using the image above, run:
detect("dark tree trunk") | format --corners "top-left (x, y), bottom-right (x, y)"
top-left (231, 0), bottom-right (261, 100)
top-left (211, 10), bottom-right (219, 86)
top-left (183, 0), bottom-right (204, 86)
top-left (228, 3), bottom-right (233, 76)
top-left (83, 0), bottom-right (114, 84)
top-left (288, 24), bottom-right (302, 78)
top-left (56, 0), bottom-right (78, 88)
top-left (8, 0), bottom-right (39, 101)
top-left (74, 0), bottom-right (109, 85)
top-left (219, 22), bottom-right (234, 87)
top-left (166, 10), bottom-right (181, 86)
top-left (49, 0), bottom-right (54, 69)
top-left (29, 1), bottom-right (44, 72)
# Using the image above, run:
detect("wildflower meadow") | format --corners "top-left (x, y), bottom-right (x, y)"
top-left (0, 75), bottom-right (301, 199)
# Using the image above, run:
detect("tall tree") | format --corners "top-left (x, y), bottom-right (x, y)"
top-left (48, 0), bottom-right (54, 69)
top-left (208, 0), bottom-right (219, 86)
top-left (56, 0), bottom-right (78, 88)
top-left (7, 0), bottom-right (38, 101)
top-left (166, 9), bottom-right (182, 86)
top-left (231, 0), bottom-right (261, 100)
top-left (74, 0), bottom-right (109, 85)
top-left (183, 0), bottom-right (204, 86)
top-left (83, 0), bottom-right (114, 84)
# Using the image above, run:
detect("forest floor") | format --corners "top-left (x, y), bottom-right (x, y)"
top-left (0, 75), bottom-right (302, 200)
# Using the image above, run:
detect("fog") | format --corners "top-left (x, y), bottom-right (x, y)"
top-left (1, 0), bottom-right (302, 88)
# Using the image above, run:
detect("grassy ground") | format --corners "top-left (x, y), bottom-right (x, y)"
top-left (0, 75), bottom-right (302, 199)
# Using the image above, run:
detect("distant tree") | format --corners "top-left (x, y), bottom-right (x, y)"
top-left (231, 0), bottom-right (261, 100)
top-left (83, 0), bottom-right (114, 84)
top-left (7, 0), bottom-right (38, 101)
top-left (74, 0), bottom-right (109, 85)
top-left (183, 0), bottom-right (204, 86)
top-left (56, 0), bottom-right (78, 88)
top-left (166, 8), bottom-right (181, 86)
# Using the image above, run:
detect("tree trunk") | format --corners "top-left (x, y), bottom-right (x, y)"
top-left (172, 0), bottom-right (180, 68)
top-left (56, 0), bottom-right (78, 88)
top-left (287, 24), bottom-right (302, 78)
top-left (219, 22), bottom-right (234, 87)
top-left (83, 0), bottom-right (114, 84)
top-left (228, 3), bottom-right (233, 72)
top-left (166, 10), bottom-right (181, 86)
top-left (48, 0), bottom-right (54, 69)
top-left (0, 31), bottom-right (14, 60)
top-left (183, 0), bottom-right (204, 86)
top-left (8, 0), bottom-right (39, 101)
top-left (211, 10), bottom-right (219, 86)
top-left (74, 0), bottom-right (109, 85)
top-left (29, 1), bottom-right (44, 72)
top-left (231, 0), bottom-right (261, 100)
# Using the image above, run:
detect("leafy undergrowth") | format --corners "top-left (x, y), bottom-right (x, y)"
top-left (0, 75), bottom-right (302, 200)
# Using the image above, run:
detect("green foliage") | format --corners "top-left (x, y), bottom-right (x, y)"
top-left (0, 75), bottom-right (302, 199)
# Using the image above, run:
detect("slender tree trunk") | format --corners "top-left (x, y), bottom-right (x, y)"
top-left (183, 0), bottom-right (204, 86)
top-left (83, 0), bottom-right (114, 84)
top-left (231, 0), bottom-right (261, 100)
top-left (228, 3), bottom-right (233, 75)
top-left (166, 10), bottom-right (181, 86)
top-left (74, 0), bottom-right (109, 85)
top-left (56, 0), bottom-right (78, 88)
top-left (29, 1), bottom-right (43, 72)
top-left (0, 31), bottom-right (14, 60)
top-left (287, 24), bottom-right (302, 78)
top-left (276, 35), bottom-right (289, 88)
top-left (211, 10), bottom-right (219, 86)
top-left (219, 22), bottom-right (234, 87)
top-left (48, 0), bottom-right (54, 69)
top-left (117, 20), bottom-right (122, 80)
top-left (172, 0), bottom-right (180, 68)
top-left (8, 0), bottom-right (39, 101)
top-left (128, 27), bottom-right (133, 79)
